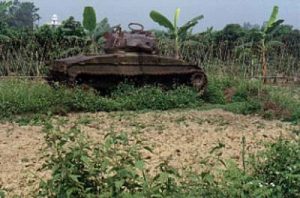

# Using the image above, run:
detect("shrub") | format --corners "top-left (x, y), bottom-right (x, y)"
top-left (253, 139), bottom-right (300, 198)
top-left (0, 80), bottom-right (203, 119)
top-left (202, 76), bottom-right (234, 104)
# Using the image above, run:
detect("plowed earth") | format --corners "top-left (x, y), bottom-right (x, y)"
top-left (0, 109), bottom-right (298, 197)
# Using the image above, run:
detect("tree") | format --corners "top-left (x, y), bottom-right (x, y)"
top-left (82, 7), bottom-right (111, 53)
top-left (6, 0), bottom-right (40, 29)
top-left (58, 16), bottom-right (85, 37)
top-left (0, 0), bottom-right (11, 13)
top-left (83, 6), bottom-right (96, 33)
top-left (150, 8), bottom-right (203, 59)
top-left (0, 0), bottom-right (12, 42)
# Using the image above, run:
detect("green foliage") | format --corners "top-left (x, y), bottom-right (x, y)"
top-left (94, 17), bottom-right (111, 43)
top-left (111, 84), bottom-right (203, 110)
top-left (0, 0), bottom-right (11, 13)
top-left (223, 100), bottom-right (262, 115)
top-left (263, 6), bottom-right (281, 33)
top-left (0, 189), bottom-right (5, 198)
top-left (202, 76), bottom-right (234, 104)
top-left (5, 0), bottom-right (40, 29)
top-left (1, 77), bottom-right (299, 124)
top-left (202, 75), bottom-right (300, 122)
top-left (150, 8), bottom-right (203, 58)
top-left (254, 139), bottom-right (300, 197)
top-left (39, 124), bottom-right (182, 197)
top-left (0, 80), bottom-right (203, 119)
top-left (149, 10), bottom-right (174, 31)
top-left (178, 15), bottom-right (204, 40)
top-left (83, 6), bottom-right (97, 33)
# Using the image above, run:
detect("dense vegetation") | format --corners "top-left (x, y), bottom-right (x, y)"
top-left (1, 77), bottom-right (299, 124)
top-left (0, 1), bottom-right (299, 78)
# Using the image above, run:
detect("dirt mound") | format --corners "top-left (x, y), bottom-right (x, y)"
top-left (0, 109), bottom-right (297, 197)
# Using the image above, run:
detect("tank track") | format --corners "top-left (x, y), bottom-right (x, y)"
top-left (48, 69), bottom-right (208, 95)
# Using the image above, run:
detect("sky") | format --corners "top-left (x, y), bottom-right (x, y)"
top-left (30, 0), bottom-right (300, 32)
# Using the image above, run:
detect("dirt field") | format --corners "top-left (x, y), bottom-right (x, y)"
top-left (0, 109), bottom-right (298, 197)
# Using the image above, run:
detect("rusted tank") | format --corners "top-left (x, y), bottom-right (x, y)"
top-left (49, 23), bottom-right (207, 93)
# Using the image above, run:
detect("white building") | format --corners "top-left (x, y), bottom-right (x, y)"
top-left (48, 14), bottom-right (61, 27)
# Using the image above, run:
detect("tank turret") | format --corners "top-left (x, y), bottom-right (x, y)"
top-left (104, 23), bottom-right (157, 53)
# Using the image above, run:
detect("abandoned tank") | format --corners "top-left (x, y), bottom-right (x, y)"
top-left (49, 23), bottom-right (207, 93)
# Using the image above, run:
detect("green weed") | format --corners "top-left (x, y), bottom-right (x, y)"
top-left (253, 139), bottom-right (300, 197)
top-left (39, 123), bottom-right (182, 198)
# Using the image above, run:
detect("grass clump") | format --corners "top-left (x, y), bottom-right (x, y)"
top-left (112, 84), bottom-right (202, 110)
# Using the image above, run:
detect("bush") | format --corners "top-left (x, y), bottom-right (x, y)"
top-left (1, 77), bottom-right (299, 124)
top-left (254, 139), bottom-right (300, 198)
top-left (0, 79), bottom-right (203, 119)
top-left (223, 100), bottom-right (262, 115)
top-left (202, 76), bottom-right (234, 104)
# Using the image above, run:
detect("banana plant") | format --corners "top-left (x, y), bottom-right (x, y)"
top-left (260, 5), bottom-right (284, 83)
top-left (0, 0), bottom-right (11, 13)
top-left (83, 6), bottom-right (97, 34)
top-left (150, 8), bottom-right (203, 59)
top-left (234, 6), bottom-right (284, 82)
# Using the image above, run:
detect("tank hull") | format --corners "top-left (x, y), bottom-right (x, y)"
top-left (49, 52), bottom-right (207, 93)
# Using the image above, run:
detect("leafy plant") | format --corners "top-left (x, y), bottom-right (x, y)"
top-left (235, 6), bottom-right (284, 83)
top-left (150, 8), bottom-right (203, 58)
top-left (39, 122), bottom-right (182, 197)
top-left (253, 139), bottom-right (300, 197)
top-left (260, 5), bottom-right (284, 83)
top-left (83, 6), bottom-right (97, 33)
top-left (38, 119), bottom-right (300, 197)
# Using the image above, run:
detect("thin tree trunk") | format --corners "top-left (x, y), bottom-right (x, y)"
top-left (175, 37), bottom-right (180, 59)
top-left (261, 40), bottom-right (267, 84)
top-left (262, 48), bottom-right (267, 84)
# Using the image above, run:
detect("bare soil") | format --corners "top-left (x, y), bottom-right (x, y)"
top-left (0, 109), bottom-right (298, 197)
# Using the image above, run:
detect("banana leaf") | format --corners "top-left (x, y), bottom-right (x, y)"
top-left (174, 8), bottom-right (180, 33)
top-left (178, 15), bottom-right (204, 39)
top-left (150, 10), bottom-right (174, 31)
top-left (263, 5), bottom-right (279, 32)
top-left (265, 19), bottom-right (284, 35)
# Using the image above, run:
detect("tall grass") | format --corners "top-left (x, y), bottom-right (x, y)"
top-left (158, 37), bottom-right (300, 79)
top-left (1, 29), bottom-right (299, 78)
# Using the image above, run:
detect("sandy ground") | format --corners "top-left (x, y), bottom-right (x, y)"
top-left (0, 109), bottom-right (298, 197)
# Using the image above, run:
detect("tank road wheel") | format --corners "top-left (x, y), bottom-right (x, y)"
top-left (191, 72), bottom-right (207, 95)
